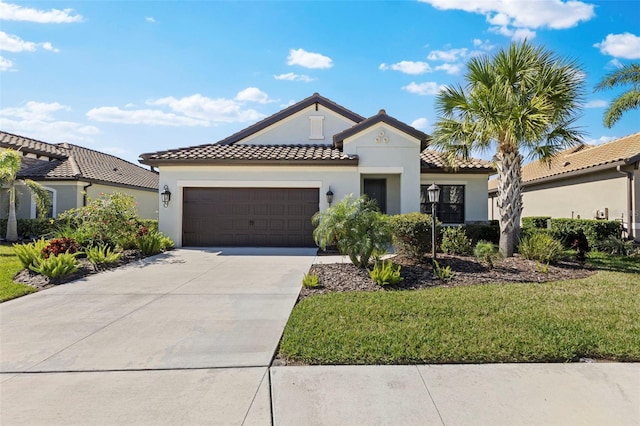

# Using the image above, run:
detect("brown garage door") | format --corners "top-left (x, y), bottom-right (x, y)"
top-left (182, 187), bottom-right (319, 247)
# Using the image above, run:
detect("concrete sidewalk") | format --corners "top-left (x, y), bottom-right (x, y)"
top-left (271, 363), bottom-right (640, 426)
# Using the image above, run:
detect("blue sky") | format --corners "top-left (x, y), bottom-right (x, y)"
top-left (1, 0), bottom-right (639, 166)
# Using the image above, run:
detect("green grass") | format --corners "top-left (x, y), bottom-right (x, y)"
top-left (280, 253), bottom-right (640, 364)
top-left (0, 244), bottom-right (36, 302)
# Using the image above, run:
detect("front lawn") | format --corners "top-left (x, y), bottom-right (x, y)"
top-left (279, 254), bottom-right (640, 364)
top-left (0, 244), bottom-right (36, 302)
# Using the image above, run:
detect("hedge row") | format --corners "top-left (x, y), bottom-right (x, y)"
top-left (521, 216), bottom-right (622, 248)
top-left (0, 218), bottom-right (158, 240)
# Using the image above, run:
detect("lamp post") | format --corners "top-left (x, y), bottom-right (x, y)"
top-left (427, 183), bottom-right (440, 264)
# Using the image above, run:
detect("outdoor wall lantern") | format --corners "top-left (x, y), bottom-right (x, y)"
top-left (161, 185), bottom-right (172, 208)
top-left (427, 183), bottom-right (440, 264)
top-left (326, 187), bottom-right (334, 206)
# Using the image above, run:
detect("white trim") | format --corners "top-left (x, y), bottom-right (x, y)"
top-left (359, 167), bottom-right (404, 174)
top-left (177, 180), bottom-right (323, 188)
top-left (30, 186), bottom-right (56, 219)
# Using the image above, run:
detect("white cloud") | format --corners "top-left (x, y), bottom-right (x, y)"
top-left (411, 117), bottom-right (429, 129)
top-left (87, 106), bottom-right (210, 127)
top-left (472, 39), bottom-right (495, 51)
top-left (435, 63), bottom-right (462, 75)
top-left (419, 0), bottom-right (594, 29)
top-left (274, 72), bottom-right (314, 82)
top-left (489, 25), bottom-right (537, 41)
top-left (584, 100), bottom-right (608, 109)
top-left (287, 48), bottom-right (333, 69)
top-left (235, 87), bottom-right (273, 104)
top-left (402, 81), bottom-right (444, 96)
top-left (606, 58), bottom-right (624, 69)
top-left (427, 48), bottom-right (468, 62)
top-left (594, 33), bottom-right (640, 59)
top-left (0, 2), bottom-right (83, 23)
top-left (0, 55), bottom-right (14, 71)
top-left (0, 101), bottom-right (99, 142)
top-left (0, 31), bottom-right (59, 53)
top-left (379, 61), bottom-right (432, 75)
top-left (585, 135), bottom-right (616, 145)
top-left (146, 93), bottom-right (265, 123)
top-left (145, 17), bottom-right (156, 23)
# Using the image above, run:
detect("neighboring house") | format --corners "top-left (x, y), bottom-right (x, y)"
top-left (140, 93), bottom-right (493, 248)
top-left (0, 131), bottom-right (160, 220)
top-left (488, 132), bottom-right (640, 240)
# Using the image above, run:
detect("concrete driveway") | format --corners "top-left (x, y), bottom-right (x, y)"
top-left (1, 248), bottom-right (315, 425)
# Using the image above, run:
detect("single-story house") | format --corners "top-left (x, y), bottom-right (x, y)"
top-left (139, 93), bottom-right (493, 247)
top-left (488, 132), bottom-right (639, 240)
top-left (0, 131), bottom-right (160, 220)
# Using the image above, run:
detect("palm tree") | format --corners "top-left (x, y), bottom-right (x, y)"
top-left (594, 63), bottom-right (640, 128)
top-left (431, 41), bottom-right (585, 257)
top-left (0, 149), bottom-right (51, 241)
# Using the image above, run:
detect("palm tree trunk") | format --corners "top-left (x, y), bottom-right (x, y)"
top-left (6, 184), bottom-right (18, 242)
top-left (495, 151), bottom-right (523, 257)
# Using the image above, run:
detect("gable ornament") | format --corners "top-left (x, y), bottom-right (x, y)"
top-left (375, 130), bottom-right (389, 144)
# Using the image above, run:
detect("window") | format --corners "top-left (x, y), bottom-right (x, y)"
top-left (309, 116), bottom-right (324, 140)
top-left (420, 185), bottom-right (464, 224)
top-left (30, 188), bottom-right (55, 219)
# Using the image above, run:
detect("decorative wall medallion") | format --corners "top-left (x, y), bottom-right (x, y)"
top-left (375, 130), bottom-right (389, 144)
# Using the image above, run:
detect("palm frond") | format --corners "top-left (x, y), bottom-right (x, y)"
top-left (603, 89), bottom-right (640, 128)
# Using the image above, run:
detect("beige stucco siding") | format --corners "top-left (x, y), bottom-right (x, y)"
top-left (86, 183), bottom-right (158, 219)
top-left (157, 165), bottom-right (360, 246)
top-left (238, 105), bottom-right (356, 145)
top-left (422, 173), bottom-right (489, 223)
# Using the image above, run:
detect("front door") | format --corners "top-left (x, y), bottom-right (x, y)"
top-left (363, 179), bottom-right (387, 213)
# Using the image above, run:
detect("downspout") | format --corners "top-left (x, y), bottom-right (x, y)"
top-left (616, 165), bottom-right (634, 240)
top-left (82, 182), bottom-right (93, 206)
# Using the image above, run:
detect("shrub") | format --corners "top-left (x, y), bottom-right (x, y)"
top-left (518, 233), bottom-right (564, 264)
top-left (597, 236), bottom-right (636, 256)
top-left (548, 218), bottom-right (621, 249)
top-left (313, 195), bottom-right (391, 268)
top-left (0, 218), bottom-right (57, 240)
top-left (474, 240), bottom-right (502, 269)
top-left (159, 233), bottom-right (175, 251)
top-left (441, 226), bottom-right (472, 255)
top-left (388, 212), bottom-right (439, 261)
top-left (13, 238), bottom-right (48, 269)
top-left (521, 216), bottom-right (551, 229)
top-left (368, 259), bottom-right (403, 286)
top-left (302, 272), bottom-right (320, 288)
top-left (465, 221), bottom-right (499, 245)
top-left (571, 230), bottom-right (590, 262)
top-left (136, 231), bottom-right (164, 256)
top-left (42, 237), bottom-right (80, 259)
top-left (433, 260), bottom-right (455, 281)
top-left (29, 252), bottom-right (80, 278)
top-left (86, 245), bottom-right (122, 268)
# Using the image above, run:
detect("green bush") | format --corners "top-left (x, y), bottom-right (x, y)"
top-left (518, 233), bottom-right (564, 264)
top-left (0, 218), bottom-right (56, 239)
top-left (521, 217), bottom-right (622, 249)
top-left (136, 231), bottom-right (164, 256)
top-left (521, 216), bottom-right (551, 229)
top-left (138, 219), bottom-right (159, 233)
top-left (158, 233), bottom-right (175, 251)
top-left (598, 236), bottom-right (636, 256)
top-left (389, 212), bottom-right (439, 261)
top-left (29, 252), bottom-right (80, 278)
top-left (302, 272), bottom-right (320, 288)
top-left (86, 245), bottom-right (122, 267)
top-left (368, 259), bottom-right (403, 286)
top-left (433, 260), bottom-right (455, 281)
top-left (474, 240), bottom-right (502, 269)
top-left (313, 195), bottom-right (391, 268)
top-left (12, 238), bottom-right (48, 269)
top-left (465, 221), bottom-right (499, 244)
top-left (441, 226), bottom-right (472, 255)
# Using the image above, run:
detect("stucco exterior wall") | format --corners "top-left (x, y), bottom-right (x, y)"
top-left (86, 183), bottom-right (158, 219)
top-left (488, 166), bottom-right (638, 239)
top-left (2, 181), bottom-right (83, 219)
top-left (238, 105), bottom-right (356, 146)
top-left (157, 165), bottom-right (360, 246)
top-left (344, 123), bottom-right (422, 213)
top-left (421, 173), bottom-right (489, 223)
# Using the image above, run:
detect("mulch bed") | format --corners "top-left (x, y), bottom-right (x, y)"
top-left (299, 254), bottom-right (596, 301)
top-left (13, 250), bottom-right (148, 291)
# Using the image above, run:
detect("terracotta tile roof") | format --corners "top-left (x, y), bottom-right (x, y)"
top-left (0, 131), bottom-right (67, 159)
top-left (139, 144), bottom-right (358, 165)
top-left (218, 93), bottom-right (365, 146)
top-left (488, 132), bottom-right (640, 192)
top-left (2, 131), bottom-right (158, 190)
top-left (421, 149), bottom-right (494, 172)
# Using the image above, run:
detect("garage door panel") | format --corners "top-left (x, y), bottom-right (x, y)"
top-left (182, 188), bottom-right (318, 247)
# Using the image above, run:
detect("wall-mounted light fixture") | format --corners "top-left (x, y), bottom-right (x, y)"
top-left (326, 187), bottom-right (334, 206)
top-left (161, 185), bottom-right (172, 208)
